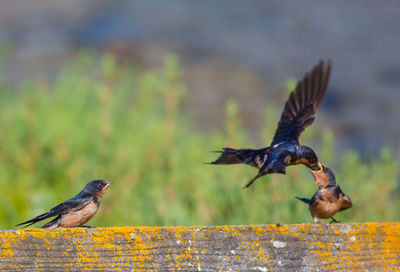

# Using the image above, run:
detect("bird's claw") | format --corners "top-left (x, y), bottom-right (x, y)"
top-left (329, 218), bottom-right (341, 224)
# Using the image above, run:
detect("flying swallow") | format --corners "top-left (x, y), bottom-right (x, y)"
top-left (211, 60), bottom-right (331, 188)
top-left (17, 179), bottom-right (112, 229)
top-left (296, 165), bottom-right (352, 224)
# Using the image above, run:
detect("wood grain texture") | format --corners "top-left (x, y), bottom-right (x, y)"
top-left (0, 223), bottom-right (399, 271)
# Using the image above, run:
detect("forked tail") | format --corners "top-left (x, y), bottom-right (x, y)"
top-left (295, 196), bottom-right (311, 204)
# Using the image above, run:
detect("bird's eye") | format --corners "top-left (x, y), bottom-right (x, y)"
top-left (97, 184), bottom-right (103, 189)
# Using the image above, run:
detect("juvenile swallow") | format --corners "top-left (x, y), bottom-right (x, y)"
top-left (212, 60), bottom-right (331, 188)
top-left (296, 165), bottom-right (352, 224)
top-left (17, 179), bottom-right (112, 229)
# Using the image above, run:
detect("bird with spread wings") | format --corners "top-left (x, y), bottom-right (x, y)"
top-left (211, 60), bottom-right (331, 188)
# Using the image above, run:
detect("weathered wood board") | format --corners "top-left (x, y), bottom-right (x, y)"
top-left (0, 223), bottom-right (399, 271)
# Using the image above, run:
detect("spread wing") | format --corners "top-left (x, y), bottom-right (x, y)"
top-left (271, 60), bottom-right (332, 145)
top-left (16, 192), bottom-right (92, 228)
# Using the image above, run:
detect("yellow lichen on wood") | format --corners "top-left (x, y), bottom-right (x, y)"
top-left (0, 223), bottom-right (399, 271)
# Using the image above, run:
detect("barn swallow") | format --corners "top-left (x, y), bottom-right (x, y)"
top-left (17, 179), bottom-right (112, 229)
top-left (296, 165), bottom-right (352, 224)
top-left (212, 60), bottom-right (331, 188)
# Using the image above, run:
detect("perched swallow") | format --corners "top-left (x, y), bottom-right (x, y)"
top-left (17, 179), bottom-right (112, 229)
top-left (296, 165), bottom-right (352, 224)
top-left (212, 60), bottom-right (331, 188)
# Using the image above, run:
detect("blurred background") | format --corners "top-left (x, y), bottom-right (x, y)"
top-left (0, 0), bottom-right (399, 228)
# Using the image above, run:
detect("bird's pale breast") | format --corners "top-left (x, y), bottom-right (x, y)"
top-left (59, 201), bottom-right (99, 227)
top-left (310, 199), bottom-right (340, 219)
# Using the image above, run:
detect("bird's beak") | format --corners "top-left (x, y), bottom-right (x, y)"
top-left (104, 181), bottom-right (112, 189)
top-left (309, 162), bottom-right (323, 175)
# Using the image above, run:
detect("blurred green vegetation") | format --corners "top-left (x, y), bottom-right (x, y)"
top-left (0, 53), bottom-right (398, 229)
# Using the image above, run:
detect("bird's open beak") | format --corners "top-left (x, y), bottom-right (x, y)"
top-left (309, 162), bottom-right (323, 175)
top-left (105, 181), bottom-right (112, 189)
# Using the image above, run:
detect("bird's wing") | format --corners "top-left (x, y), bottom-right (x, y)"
top-left (16, 192), bottom-right (93, 228)
top-left (271, 60), bottom-right (331, 145)
top-left (327, 184), bottom-right (343, 200)
top-left (318, 186), bottom-right (341, 203)
top-left (47, 192), bottom-right (93, 216)
top-left (310, 189), bottom-right (324, 205)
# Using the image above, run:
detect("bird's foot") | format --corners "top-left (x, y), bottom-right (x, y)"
top-left (78, 225), bottom-right (94, 228)
top-left (329, 217), bottom-right (341, 224)
top-left (243, 173), bottom-right (263, 189)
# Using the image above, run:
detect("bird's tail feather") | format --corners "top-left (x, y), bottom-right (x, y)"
top-left (16, 220), bottom-right (36, 229)
top-left (16, 211), bottom-right (52, 228)
top-left (295, 196), bottom-right (311, 204)
top-left (41, 216), bottom-right (61, 229)
top-left (211, 147), bottom-right (266, 166)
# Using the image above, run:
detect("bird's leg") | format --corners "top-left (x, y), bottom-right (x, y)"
top-left (243, 172), bottom-right (263, 189)
top-left (329, 217), bottom-right (341, 224)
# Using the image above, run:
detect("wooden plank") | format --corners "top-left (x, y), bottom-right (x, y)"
top-left (0, 223), bottom-right (399, 271)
